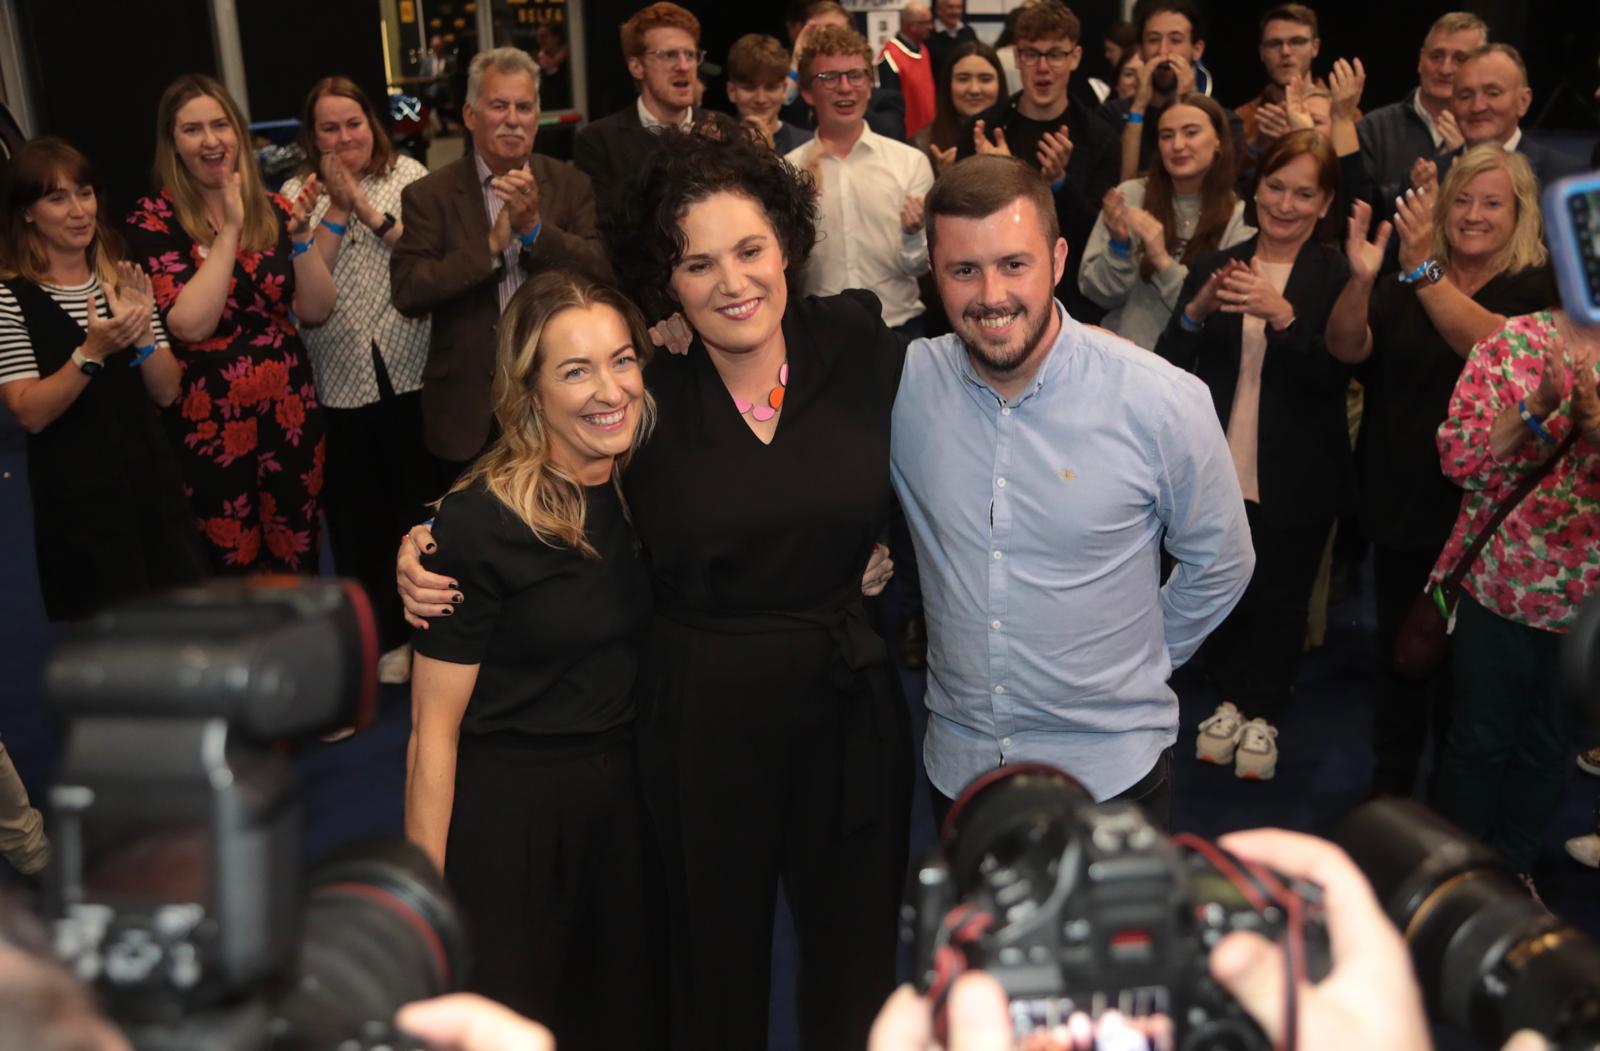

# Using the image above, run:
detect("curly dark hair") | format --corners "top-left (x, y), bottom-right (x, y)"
top-left (603, 125), bottom-right (818, 323)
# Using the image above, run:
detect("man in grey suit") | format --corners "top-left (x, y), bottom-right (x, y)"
top-left (392, 47), bottom-right (607, 485)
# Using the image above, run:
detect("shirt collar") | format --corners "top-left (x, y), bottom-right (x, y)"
top-left (955, 300), bottom-right (1073, 408)
top-left (1504, 126), bottom-right (1523, 152)
top-left (1411, 88), bottom-right (1444, 149)
top-left (474, 152), bottom-right (529, 186)
top-left (817, 123), bottom-right (879, 160)
top-left (937, 21), bottom-right (966, 36)
top-left (637, 95), bottom-right (693, 131)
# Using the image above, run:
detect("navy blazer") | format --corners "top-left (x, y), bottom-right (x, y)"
top-left (1155, 236), bottom-right (1355, 527)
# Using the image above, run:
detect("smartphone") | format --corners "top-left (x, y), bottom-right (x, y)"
top-left (1544, 171), bottom-right (1600, 326)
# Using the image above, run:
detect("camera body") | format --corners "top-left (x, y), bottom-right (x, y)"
top-left (906, 765), bottom-right (1328, 1050)
top-left (1544, 172), bottom-right (1600, 326)
top-left (43, 581), bottom-right (464, 1051)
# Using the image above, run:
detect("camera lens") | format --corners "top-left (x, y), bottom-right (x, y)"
top-left (941, 764), bottom-right (1091, 895)
top-left (1335, 799), bottom-right (1600, 1049)
top-left (268, 840), bottom-right (468, 1049)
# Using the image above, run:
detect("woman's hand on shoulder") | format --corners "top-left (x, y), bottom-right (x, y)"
top-left (649, 312), bottom-right (694, 356)
top-left (861, 543), bottom-right (894, 597)
top-left (398, 523), bottom-right (463, 629)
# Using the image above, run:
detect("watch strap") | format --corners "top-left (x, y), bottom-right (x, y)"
top-left (71, 348), bottom-right (102, 375)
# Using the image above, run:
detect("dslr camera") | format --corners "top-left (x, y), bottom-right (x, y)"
top-left (43, 580), bottom-right (468, 1051)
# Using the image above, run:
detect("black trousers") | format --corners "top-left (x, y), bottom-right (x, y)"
top-left (1204, 503), bottom-right (1333, 724)
top-left (1370, 544), bottom-right (1454, 796)
top-left (321, 358), bottom-right (433, 651)
top-left (927, 747), bottom-right (1175, 833)
top-left (446, 728), bottom-right (657, 1051)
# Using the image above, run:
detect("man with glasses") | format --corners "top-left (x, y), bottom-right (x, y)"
top-left (1357, 12), bottom-right (1486, 210)
top-left (574, 1), bottom-right (707, 210)
top-left (779, 0), bottom-right (907, 141)
top-left (954, 0), bottom-right (1118, 324)
top-left (1235, 4), bottom-right (1325, 154)
top-left (786, 25), bottom-right (935, 337)
top-left (875, 2), bottom-right (936, 141)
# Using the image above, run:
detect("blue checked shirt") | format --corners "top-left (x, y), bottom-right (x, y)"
top-left (891, 303), bottom-right (1254, 800)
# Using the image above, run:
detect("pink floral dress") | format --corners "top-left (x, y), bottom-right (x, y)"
top-left (1431, 312), bottom-right (1600, 632)
top-left (124, 190), bottom-right (326, 574)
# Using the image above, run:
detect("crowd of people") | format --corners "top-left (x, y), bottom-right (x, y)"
top-left (1, 0), bottom-right (1598, 1048)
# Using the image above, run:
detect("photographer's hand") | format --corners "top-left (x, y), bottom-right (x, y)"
top-left (1208, 829), bottom-right (1430, 1051)
top-left (397, 993), bottom-right (553, 1051)
top-left (869, 976), bottom-right (1013, 1051)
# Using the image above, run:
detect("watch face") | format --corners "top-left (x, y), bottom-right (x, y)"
top-left (1425, 261), bottom-right (1444, 283)
top-left (80, 358), bottom-right (103, 375)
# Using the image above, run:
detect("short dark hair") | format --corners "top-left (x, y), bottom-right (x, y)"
top-left (1105, 19), bottom-right (1137, 51)
top-left (1260, 3), bottom-right (1318, 37)
top-left (1133, 0), bottom-right (1204, 43)
top-left (603, 126), bottom-right (818, 322)
top-left (1248, 129), bottom-right (1341, 242)
top-left (926, 154), bottom-right (1058, 260)
top-left (1013, 0), bottom-right (1082, 46)
top-left (727, 33), bottom-right (791, 85)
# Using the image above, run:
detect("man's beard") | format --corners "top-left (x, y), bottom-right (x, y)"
top-left (956, 299), bottom-right (1055, 379)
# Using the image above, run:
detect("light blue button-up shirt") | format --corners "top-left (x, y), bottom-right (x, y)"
top-left (891, 303), bottom-right (1254, 800)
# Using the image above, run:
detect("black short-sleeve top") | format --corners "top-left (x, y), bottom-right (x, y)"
top-left (412, 478), bottom-right (653, 737)
top-left (1357, 264), bottom-right (1555, 550)
top-left (624, 290), bottom-right (905, 615)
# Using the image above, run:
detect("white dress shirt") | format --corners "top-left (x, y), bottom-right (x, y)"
top-left (636, 95), bottom-right (694, 131)
top-left (785, 127), bottom-right (934, 328)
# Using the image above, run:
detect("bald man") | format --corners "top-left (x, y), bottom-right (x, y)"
top-left (876, 2), bottom-right (937, 139)
top-left (1436, 43), bottom-right (1584, 189)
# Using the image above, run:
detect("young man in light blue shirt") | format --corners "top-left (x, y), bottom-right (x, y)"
top-left (894, 154), bottom-right (1254, 826)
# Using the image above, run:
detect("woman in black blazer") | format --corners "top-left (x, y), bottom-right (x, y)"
top-left (1156, 129), bottom-right (1350, 782)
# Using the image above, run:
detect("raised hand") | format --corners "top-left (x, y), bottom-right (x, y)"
top-left (319, 152), bottom-right (361, 213)
top-left (220, 170), bottom-right (247, 233)
top-left (1436, 108), bottom-right (1465, 152)
top-left (1101, 187), bottom-right (1131, 242)
top-left (1129, 53), bottom-right (1155, 108)
top-left (1219, 259), bottom-right (1296, 328)
top-left (81, 293), bottom-right (146, 361)
top-left (930, 143), bottom-right (957, 174)
top-left (1253, 102), bottom-right (1293, 146)
top-left (1163, 53), bottom-right (1197, 95)
top-left (1551, 314), bottom-right (1600, 436)
top-left (1392, 185), bottom-right (1436, 272)
top-left (972, 119), bottom-right (1012, 158)
top-left (741, 114), bottom-right (776, 150)
top-left (1344, 200), bottom-right (1393, 284)
top-left (1035, 127), bottom-right (1073, 184)
top-left (1528, 327), bottom-right (1568, 419)
top-left (900, 193), bottom-right (926, 235)
top-left (1409, 156), bottom-right (1439, 197)
top-left (1329, 58), bottom-right (1365, 121)
top-left (1125, 207), bottom-right (1171, 269)
top-left (285, 173), bottom-right (321, 241)
top-left (1284, 75), bottom-right (1314, 131)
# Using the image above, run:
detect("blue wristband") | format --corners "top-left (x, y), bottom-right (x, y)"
top-left (516, 221), bottom-right (542, 248)
top-left (1126, 111), bottom-right (1144, 125)
top-left (788, 69), bottom-right (799, 81)
top-left (1108, 238), bottom-right (1132, 259)
top-left (129, 342), bottom-right (157, 368)
top-left (1518, 399), bottom-right (1557, 444)
top-left (1179, 309), bottom-right (1202, 333)
top-left (291, 239), bottom-right (312, 258)
top-left (319, 218), bottom-right (348, 236)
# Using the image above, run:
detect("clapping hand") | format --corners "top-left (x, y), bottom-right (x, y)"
top-left (1548, 313), bottom-right (1600, 439)
top-left (1409, 156), bottom-right (1439, 197)
top-left (319, 152), bottom-right (364, 214)
top-left (1036, 127), bottom-right (1073, 184)
top-left (1219, 259), bottom-right (1295, 329)
top-left (901, 193), bottom-right (926, 235)
top-left (1436, 108), bottom-right (1465, 152)
top-left (220, 170), bottom-right (247, 233)
top-left (742, 114), bottom-right (776, 150)
top-left (81, 291), bottom-right (147, 363)
top-left (285, 173), bottom-right (320, 241)
top-left (930, 143), bottom-right (958, 174)
top-left (1329, 58), bottom-right (1365, 121)
top-left (1101, 187), bottom-right (1131, 241)
top-left (972, 119), bottom-right (1012, 158)
top-left (1186, 259), bottom-right (1248, 322)
top-left (1344, 200), bottom-right (1393, 285)
top-left (111, 262), bottom-right (158, 345)
top-left (491, 169), bottom-right (541, 234)
top-left (1392, 186), bottom-right (1435, 272)
top-left (1284, 75), bottom-right (1314, 131)
top-left (1253, 102), bottom-right (1293, 146)
top-left (1125, 207), bottom-right (1171, 269)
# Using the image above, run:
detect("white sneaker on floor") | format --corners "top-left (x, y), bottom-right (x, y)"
top-left (1566, 834), bottom-right (1600, 869)
top-left (379, 643), bottom-right (412, 685)
top-left (1197, 702), bottom-right (1244, 765)
top-left (1234, 719), bottom-right (1279, 780)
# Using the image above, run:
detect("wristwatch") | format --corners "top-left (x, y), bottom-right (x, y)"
top-left (1399, 259), bottom-right (1444, 286)
top-left (71, 348), bottom-right (102, 376)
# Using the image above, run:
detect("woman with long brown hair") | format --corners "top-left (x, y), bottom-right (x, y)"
top-left (281, 76), bottom-right (431, 681)
top-left (124, 73), bottom-right (333, 575)
top-left (1080, 92), bottom-right (1252, 351)
top-left (0, 138), bottom-right (202, 620)
top-left (916, 40), bottom-right (1007, 173)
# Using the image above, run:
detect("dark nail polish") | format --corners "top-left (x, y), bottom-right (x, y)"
top-left (441, 607), bottom-right (454, 616)
top-left (424, 544), bottom-right (436, 553)
top-left (452, 593), bottom-right (464, 604)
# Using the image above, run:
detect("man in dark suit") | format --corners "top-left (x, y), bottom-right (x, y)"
top-left (926, 0), bottom-right (977, 75)
top-left (1435, 43), bottom-right (1586, 190)
top-left (392, 47), bottom-right (606, 483)
top-left (573, 2), bottom-right (705, 212)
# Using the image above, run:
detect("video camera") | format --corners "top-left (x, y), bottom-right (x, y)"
top-left (43, 580), bottom-right (468, 1051)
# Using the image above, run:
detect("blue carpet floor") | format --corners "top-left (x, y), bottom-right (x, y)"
top-left (2, 413), bottom-right (1596, 1050)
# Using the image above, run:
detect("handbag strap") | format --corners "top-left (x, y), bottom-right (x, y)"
top-left (1439, 426), bottom-right (1582, 597)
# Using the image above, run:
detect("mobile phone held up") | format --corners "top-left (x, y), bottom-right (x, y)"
top-left (1545, 171), bottom-right (1600, 326)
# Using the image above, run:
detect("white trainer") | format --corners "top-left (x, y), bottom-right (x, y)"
top-left (1196, 702), bottom-right (1244, 765)
top-left (1234, 719), bottom-right (1279, 780)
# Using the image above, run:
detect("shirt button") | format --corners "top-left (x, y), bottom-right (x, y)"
top-left (994, 685), bottom-right (1006, 694)
top-left (992, 550), bottom-right (1003, 560)
top-left (1001, 406), bottom-right (1012, 416)
top-left (1002, 737), bottom-right (1012, 747)
top-left (996, 477), bottom-right (1007, 488)
top-left (991, 619), bottom-right (1002, 630)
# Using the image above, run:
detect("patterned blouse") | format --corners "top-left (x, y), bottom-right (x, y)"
top-left (1431, 311), bottom-right (1600, 633)
top-left (280, 155), bottom-right (430, 409)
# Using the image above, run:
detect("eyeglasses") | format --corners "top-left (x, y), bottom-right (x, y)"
top-left (1016, 47), bottom-right (1077, 69)
top-left (810, 68), bottom-right (872, 88)
top-left (1261, 35), bottom-right (1313, 51)
top-left (644, 47), bottom-right (706, 66)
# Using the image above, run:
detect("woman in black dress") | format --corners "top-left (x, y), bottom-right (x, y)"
top-left (1323, 145), bottom-right (1554, 797)
top-left (400, 130), bottom-right (907, 1051)
top-left (0, 138), bottom-right (203, 621)
top-left (405, 270), bottom-right (658, 1051)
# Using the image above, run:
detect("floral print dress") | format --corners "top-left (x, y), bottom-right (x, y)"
top-left (125, 189), bottom-right (326, 574)
top-left (1431, 311), bottom-right (1600, 632)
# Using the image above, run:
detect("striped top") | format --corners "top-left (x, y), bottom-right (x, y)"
top-left (0, 275), bottom-right (168, 384)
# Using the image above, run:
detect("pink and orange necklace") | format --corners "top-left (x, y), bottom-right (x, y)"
top-left (732, 361), bottom-right (788, 423)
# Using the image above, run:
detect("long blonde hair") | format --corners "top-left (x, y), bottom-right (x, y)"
top-left (153, 74), bottom-right (279, 252)
top-left (1432, 144), bottom-right (1547, 275)
top-left (446, 270), bottom-right (657, 557)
